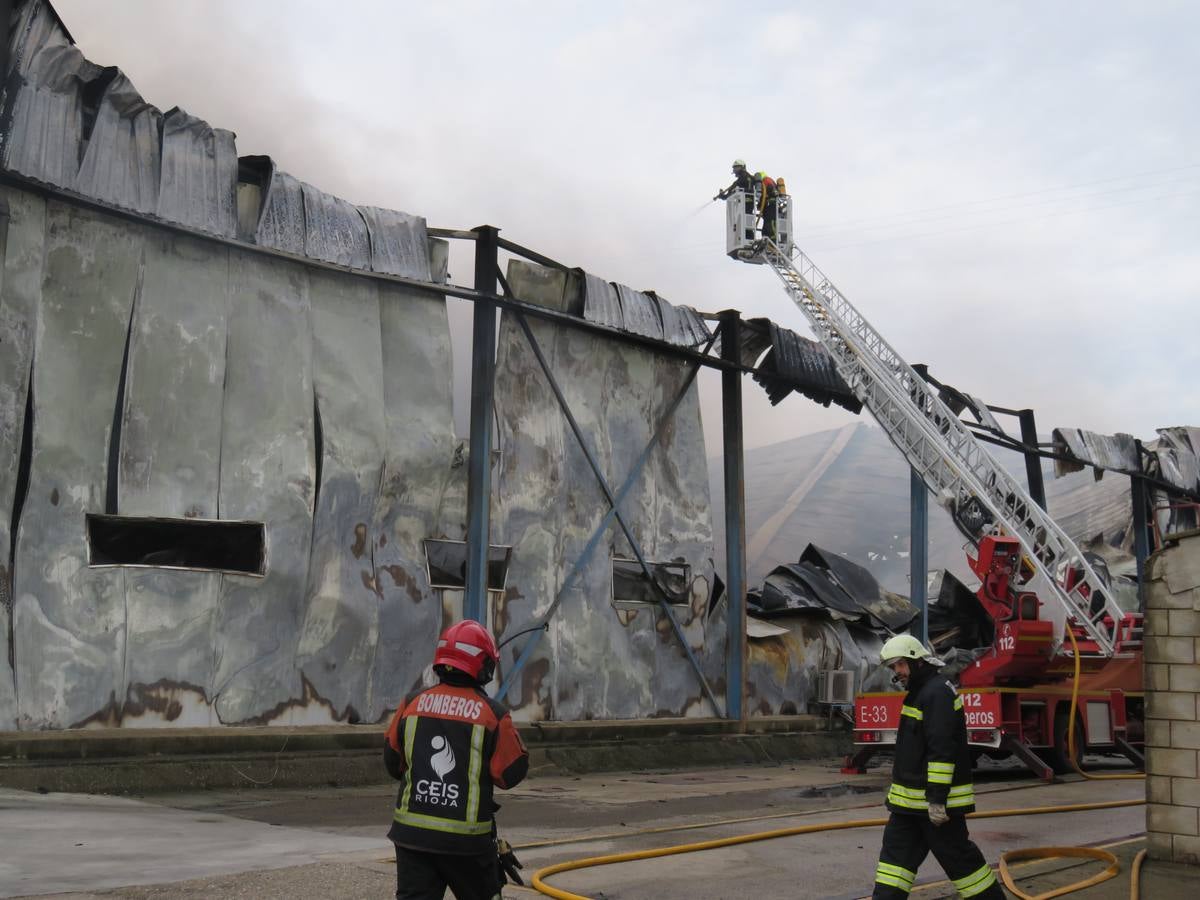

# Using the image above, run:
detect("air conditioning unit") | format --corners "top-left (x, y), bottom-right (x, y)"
top-left (816, 670), bottom-right (856, 705)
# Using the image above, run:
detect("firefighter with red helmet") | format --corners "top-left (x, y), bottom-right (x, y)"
top-left (871, 635), bottom-right (1003, 899)
top-left (385, 620), bottom-right (529, 900)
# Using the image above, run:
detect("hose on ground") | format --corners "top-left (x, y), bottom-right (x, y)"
top-left (533, 626), bottom-right (1150, 899)
top-left (530, 799), bottom-right (1143, 900)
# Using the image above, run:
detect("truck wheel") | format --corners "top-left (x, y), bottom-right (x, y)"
top-left (1045, 710), bottom-right (1084, 775)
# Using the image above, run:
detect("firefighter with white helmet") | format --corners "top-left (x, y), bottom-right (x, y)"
top-left (870, 634), bottom-right (1003, 899)
top-left (384, 620), bottom-right (529, 899)
top-left (714, 158), bottom-right (755, 201)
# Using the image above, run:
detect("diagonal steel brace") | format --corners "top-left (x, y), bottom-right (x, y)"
top-left (494, 290), bottom-right (720, 712)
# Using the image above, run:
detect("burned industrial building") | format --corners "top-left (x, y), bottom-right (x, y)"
top-left (2, 0), bottom-right (1198, 748)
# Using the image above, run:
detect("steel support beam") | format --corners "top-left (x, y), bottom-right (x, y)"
top-left (464, 225), bottom-right (499, 624)
top-left (1131, 474), bottom-right (1151, 611)
top-left (495, 329), bottom-right (718, 704)
top-left (0, 0), bottom-right (13, 82)
top-left (1018, 409), bottom-right (1047, 511)
top-left (720, 311), bottom-right (747, 725)
top-left (909, 467), bottom-right (928, 645)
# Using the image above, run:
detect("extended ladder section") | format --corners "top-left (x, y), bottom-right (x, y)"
top-left (757, 240), bottom-right (1141, 658)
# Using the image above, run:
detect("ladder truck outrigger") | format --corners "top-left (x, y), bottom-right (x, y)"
top-left (724, 191), bottom-right (1145, 781)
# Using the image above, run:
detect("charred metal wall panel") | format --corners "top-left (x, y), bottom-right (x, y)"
top-left (746, 618), bottom-right (888, 715)
top-left (156, 108), bottom-right (237, 239)
top-left (0, 187), bottom-right (44, 727)
top-left (116, 228), bottom-right (228, 727)
top-left (74, 72), bottom-right (160, 215)
top-left (495, 261), bottom-right (719, 722)
top-left (614, 283), bottom-right (664, 341)
top-left (12, 201), bottom-right (140, 728)
top-left (0, 42), bottom-right (94, 188)
top-left (360, 205), bottom-right (430, 279)
top-left (210, 249), bottom-right (314, 724)
top-left (301, 182), bottom-right (370, 270)
top-left (581, 272), bottom-right (622, 330)
top-left (256, 168), bottom-right (306, 256)
top-left (294, 271), bottom-right (385, 724)
top-left (368, 282), bottom-right (457, 721)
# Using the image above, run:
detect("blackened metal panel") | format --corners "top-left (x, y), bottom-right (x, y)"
top-left (746, 618), bottom-right (885, 715)
top-left (211, 249), bottom-right (314, 724)
top-left (613, 283), bottom-right (664, 341)
top-left (676, 305), bottom-right (713, 348)
top-left (74, 71), bottom-right (160, 215)
top-left (4, 0), bottom-right (70, 81)
top-left (0, 44), bottom-right (97, 188)
top-left (369, 282), bottom-right (456, 722)
top-left (12, 200), bottom-right (141, 728)
top-left (0, 186), bottom-right (44, 727)
top-left (754, 320), bottom-right (860, 412)
top-left (116, 229), bottom-right (228, 727)
top-left (581, 272), bottom-right (622, 330)
top-left (156, 107), bottom-right (237, 238)
top-left (118, 230), bottom-right (226, 519)
top-left (1051, 428), bottom-right (1140, 479)
top-left (295, 270), bottom-right (386, 723)
top-left (359, 205), bottom-right (430, 279)
top-left (1155, 427), bottom-right (1200, 495)
top-left (494, 261), bottom-right (719, 721)
top-left (256, 167), bottom-right (306, 256)
top-left (493, 262), bottom-right (569, 716)
top-left (650, 295), bottom-right (711, 348)
top-left (301, 182), bottom-right (370, 270)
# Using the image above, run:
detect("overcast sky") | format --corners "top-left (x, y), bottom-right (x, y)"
top-left (53, 0), bottom-right (1199, 452)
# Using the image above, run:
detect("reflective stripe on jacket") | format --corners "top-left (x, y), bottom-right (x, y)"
top-left (384, 678), bottom-right (529, 854)
top-left (887, 670), bottom-right (976, 816)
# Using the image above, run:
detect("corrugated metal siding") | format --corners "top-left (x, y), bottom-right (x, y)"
top-left (751, 320), bottom-right (861, 413)
top-left (652, 293), bottom-right (712, 348)
top-left (256, 167), bottom-right (306, 255)
top-left (300, 181), bottom-right (370, 269)
top-left (613, 283), bottom-right (664, 340)
top-left (1051, 428), bottom-right (1140, 477)
top-left (75, 71), bottom-right (161, 214)
top-left (156, 107), bottom-right (237, 238)
top-left (360, 205), bottom-right (430, 280)
top-left (581, 272), bottom-right (622, 330)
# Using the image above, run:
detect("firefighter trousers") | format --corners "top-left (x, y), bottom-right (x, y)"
top-left (872, 812), bottom-right (1003, 898)
top-left (394, 844), bottom-right (501, 900)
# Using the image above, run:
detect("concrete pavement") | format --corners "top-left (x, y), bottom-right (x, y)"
top-left (3, 756), bottom-right (1191, 899)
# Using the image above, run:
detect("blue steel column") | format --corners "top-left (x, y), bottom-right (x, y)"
top-left (720, 311), bottom-right (747, 726)
top-left (909, 468), bottom-right (928, 645)
top-left (1131, 474), bottom-right (1150, 611)
top-left (464, 226), bottom-right (499, 624)
top-left (1018, 409), bottom-right (1047, 510)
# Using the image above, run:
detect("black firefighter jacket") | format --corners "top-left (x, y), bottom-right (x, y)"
top-left (886, 668), bottom-right (977, 816)
top-left (384, 674), bottom-right (529, 855)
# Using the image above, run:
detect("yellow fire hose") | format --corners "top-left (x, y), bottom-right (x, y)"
top-left (530, 799), bottom-right (1142, 899)
top-left (532, 628), bottom-right (1150, 899)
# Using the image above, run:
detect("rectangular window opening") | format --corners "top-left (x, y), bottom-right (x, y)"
top-left (424, 539), bottom-right (511, 591)
top-left (86, 514), bottom-right (266, 576)
top-left (612, 557), bottom-right (690, 607)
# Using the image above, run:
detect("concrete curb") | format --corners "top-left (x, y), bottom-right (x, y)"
top-left (0, 717), bottom-right (852, 794)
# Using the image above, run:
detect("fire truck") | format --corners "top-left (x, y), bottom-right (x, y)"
top-left (849, 534), bottom-right (1144, 780)
top-left (724, 191), bottom-right (1145, 781)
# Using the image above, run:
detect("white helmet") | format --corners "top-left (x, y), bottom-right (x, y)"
top-left (880, 633), bottom-right (944, 667)
top-left (732, 158), bottom-right (747, 169)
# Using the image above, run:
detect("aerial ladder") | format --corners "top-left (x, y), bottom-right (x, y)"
top-left (725, 191), bottom-right (1143, 776)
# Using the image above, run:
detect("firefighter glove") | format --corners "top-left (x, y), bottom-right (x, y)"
top-left (928, 803), bottom-right (949, 826)
top-left (496, 837), bottom-right (524, 886)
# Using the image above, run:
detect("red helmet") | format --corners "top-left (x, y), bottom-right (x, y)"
top-left (433, 620), bottom-right (499, 683)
